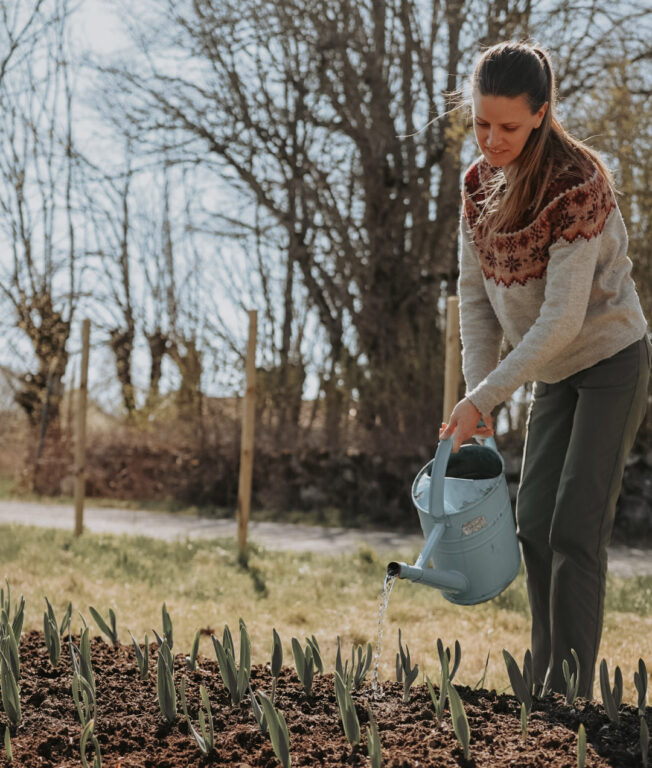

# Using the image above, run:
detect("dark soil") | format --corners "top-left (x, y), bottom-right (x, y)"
top-left (3, 631), bottom-right (649, 767)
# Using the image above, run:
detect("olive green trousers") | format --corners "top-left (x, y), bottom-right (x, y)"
top-left (516, 335), bottom-right (651, 699)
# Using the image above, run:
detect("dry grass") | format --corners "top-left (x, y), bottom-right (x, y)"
top-left (1, 523), bottom-right (650, 704)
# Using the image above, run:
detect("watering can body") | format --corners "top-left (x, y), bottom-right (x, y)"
top-left (387, 436), bottom-right (521, 605)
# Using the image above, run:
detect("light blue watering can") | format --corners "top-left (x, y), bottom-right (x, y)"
top-left (387, 435), bottom-right (521, 605)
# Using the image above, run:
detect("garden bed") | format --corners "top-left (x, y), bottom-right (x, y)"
top-left (3, 630), bottom-right (649, 767)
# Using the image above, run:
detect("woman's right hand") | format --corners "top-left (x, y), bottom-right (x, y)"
top-left (439, 397), bottom-right (494, 452)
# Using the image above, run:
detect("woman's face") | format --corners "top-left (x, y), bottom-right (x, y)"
top-left (472, 92), bottom-right (548, 168)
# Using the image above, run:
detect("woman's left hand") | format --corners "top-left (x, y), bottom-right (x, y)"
top-left (439, 397), bottom-right (493, 453)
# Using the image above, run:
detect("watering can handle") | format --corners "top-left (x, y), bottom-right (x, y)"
top-left (428, 437), bottom-right (453, 519)
top-left (474, 420), bottom-right (504, 465)
top-left (428, 432), bottom-right (504, 518)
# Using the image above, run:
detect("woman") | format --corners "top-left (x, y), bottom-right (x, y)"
top-left (440, 41), bottom-right (650, 699)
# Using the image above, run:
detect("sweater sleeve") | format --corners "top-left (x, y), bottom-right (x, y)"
top-left (458, 217), bottom-right (504, 395)
top-left (465, 212), bottom-right (606, 414)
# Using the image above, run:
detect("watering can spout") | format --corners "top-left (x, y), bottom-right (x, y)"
top-left (386, 561), bottom-right (469, 594)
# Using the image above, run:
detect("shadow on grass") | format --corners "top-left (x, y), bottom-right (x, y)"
top-left (237, 548), bottom-right (269, 598)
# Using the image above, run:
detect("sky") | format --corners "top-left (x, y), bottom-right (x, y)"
top-left (72, 0), bottom-right (129, 57)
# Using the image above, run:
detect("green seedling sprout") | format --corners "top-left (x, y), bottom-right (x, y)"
top-left (562, 649), bottom-right (581, 706)
top-left (80, 719), bottom-right (102, 768)
top-left (70, 629), bottom-right (97, 726)
top-left (259, 691), bottom-right (291, 768)
top-left (161, 603), bottom-right (173, 649)
top-left (641, 715), bottom-right (649, 768)
top-left (351, 642), bottom-right (373, 689)
top-left (366, 705), bottom-right (382, 768)
top-left (249, 684), bottom-right (268, 735)
top-left (522, 649), bottom-right (535, 697)
top-left (502, 649), bottom-right (533, 715)
top-left (11, 598), bottom-right (23, 643)
top-left (635, 659), bottom-right (648, 717)
top-left (60, 602), bottom-right (73, 637)
top-left (186, 629), bottom-right (200, 671)
top-left (271, 628), bottom-right (283, 703)
top-left (474, 651), bottom-right (490, 691)
top-left (291, 637), bottom-right (315, 696)
top-left (43, 598), bottom-right (61, 666)
top-left (335, 637), bottom-right (349, 687)
top-left (89, 606), bottom-right (119, 647)
top-left (153, 630), bottom-right (177, 722)
top-left (0, 582), bottom-right (24, 641)
top-left (335, 636), bottom-right (373, 691)
top-left (211, 619), bottom-right (251, 706)
top-left (395, 629), bottom-right (419, 703)
top-left (305, 635), bottom-right (324, 675)
top-left (448, 681), bottom-right (471, 760)
top-left (0, 648), bottom-right (20, 726)
top-left (599, 658), bottom-right (623, 724)
top-left (426, 645), bottom-right (450, 723)
top-left (0, 612), bottom-right (20, 682)
top-left (72, 671), bottom-right (96, 727)
top-left (577, 722), bottom-right (586, 768)
top-left (0, 582), bottom-right (9, 616)
top-left (156, 651), bottom-right (177, 722)
top-left (4, 726), bottom-right (11, 763)
top-left (129, 631), bottom-right (149, 680)
top-left (334, 670), bottom-right (361, 747)
top-left (222, 624), bottom-right (235, 658)
top-left (69, 629), bottom-right (96, 709)
top-left (79, 627), bottom-right (96, 696)
top-left (437, 638), bottom-right (462, 682)
top-left (520, 701), bottom-right (528, 741)
top-left (180, 678), bottom-right (215, 755)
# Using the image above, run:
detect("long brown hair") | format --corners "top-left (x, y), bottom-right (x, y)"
top-left (471, 42), bottom-right (613, 234)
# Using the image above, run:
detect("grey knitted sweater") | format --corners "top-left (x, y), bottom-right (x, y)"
top-left (459, 155), bottom-right (648, 415)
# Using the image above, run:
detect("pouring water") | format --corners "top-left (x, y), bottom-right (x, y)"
top-left (370, 572), bottom-right (396, 695)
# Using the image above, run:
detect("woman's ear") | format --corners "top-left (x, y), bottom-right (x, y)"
top-left (535, 101), bottom-right (549, 128)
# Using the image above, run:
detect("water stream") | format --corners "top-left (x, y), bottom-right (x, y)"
top-left (370, 572), bottom-right (396, 696)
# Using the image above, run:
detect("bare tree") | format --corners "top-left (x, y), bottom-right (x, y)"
top-left (98, 0), bottom-right (649, 452)
top-left (83, 153), bottom-right (212, 420)
top-left (82, 150), bottom-right (139, 416)
top-left (0, 0), bottom-right (49, 87)
top-left (0, 0), bottom-right (80, 439)
top-left (99, 0), bottom-right (485, 449)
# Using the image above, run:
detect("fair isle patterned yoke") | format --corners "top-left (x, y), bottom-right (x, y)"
top-left (462, 157), bottom-right (616, 288)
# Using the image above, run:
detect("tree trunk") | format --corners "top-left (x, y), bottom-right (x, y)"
top-left (110, 326), bottom-right (136, 415)
top-left (145, 329), bottom-right (168, 411)
top-left (15, 294), bottom-right (70, 431)
top-left (168, 337), bottom-right (203, 422)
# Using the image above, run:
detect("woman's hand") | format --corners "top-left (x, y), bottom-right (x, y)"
top-left (439, 397), bottom-right (494, 453)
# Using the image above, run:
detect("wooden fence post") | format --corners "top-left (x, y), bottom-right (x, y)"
top-left (237, 310), bottom-right (257, 558)
top-left (443, 296), bottom-right (461, 423)
top-left (74, 319), bottom-right (91, 537)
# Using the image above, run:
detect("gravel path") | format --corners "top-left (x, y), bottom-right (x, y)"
top-left (0, 498), bottom-right (650, 578)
